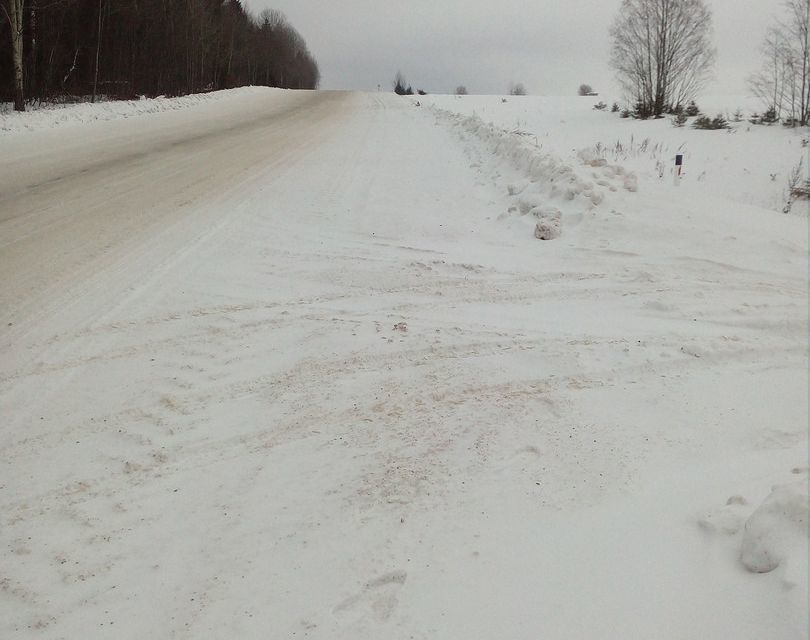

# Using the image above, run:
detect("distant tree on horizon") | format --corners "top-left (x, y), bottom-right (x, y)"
top-left (393, 71), bottom-right (414, 95)
top-left (455, 85), bottom-right (468, 95)
top-left (578, 84), bottom-right (594, 96)
top-left (609, 0), bottom-right (716, 117)
top-left (509, 82), bottom-right (527, 96)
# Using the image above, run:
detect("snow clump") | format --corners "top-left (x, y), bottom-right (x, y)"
top-left (533, 207), bottom-right (561, 240)
top-left (740, 481), bottom-right (808, 574)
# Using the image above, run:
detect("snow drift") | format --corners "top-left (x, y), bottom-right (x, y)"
top-left (429, 105), bottom-right (637, 240)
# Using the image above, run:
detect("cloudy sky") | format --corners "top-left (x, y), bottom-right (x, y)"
top-left (251, 0), bottom-right (780, 97)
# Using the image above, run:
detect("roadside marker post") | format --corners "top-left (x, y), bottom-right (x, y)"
top-left (674, 154), bottom-right (684, 186)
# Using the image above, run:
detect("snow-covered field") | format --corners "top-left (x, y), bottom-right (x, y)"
top-left (0, 88), bottom-right (807, 639)
top-left (423, 93), bottom-right (807, 213)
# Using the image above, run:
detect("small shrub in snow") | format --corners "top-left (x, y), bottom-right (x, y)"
top-left (750, 109), bottom-right (778, 125)
top-left (593, 101), bottom-right (608, 111)
top-left (692, 115), bottom-right (712, 129)
top-left (673, 112), bottom-right (688, 127)
top-left (611, 102), bottom-right (620, 112)
top-left (633, 100), bottom-right (654, 120)
top-left (714, 114), bottom-right (731, 129)
top-left (732, 108), bottom-right (744, 122)
top-left (685, 101), bottom-right (701, 117)
top-left (620, 108), bottom-right (631, 118)
top-left (783, 158), bottom-right (808, 213)
top-left (693, 114), bottom-right (730, 130)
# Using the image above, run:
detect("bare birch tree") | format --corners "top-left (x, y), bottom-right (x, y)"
top-left (749, 27), bottom-right (791, 118)
top-left (2, 0), bottom-right (25, 110)
top-left (609, 0), bottom-right (716, 117)
top-left (785, 0), bottom-right (810, 124)
top-left (749, 0), bottom-right (810, 125)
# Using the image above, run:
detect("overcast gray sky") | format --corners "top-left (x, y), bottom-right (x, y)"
top-left (250, 0), bottom-right (780, 96)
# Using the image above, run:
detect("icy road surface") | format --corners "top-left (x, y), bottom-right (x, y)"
top-left (1, 90), bottom-right (807, 639)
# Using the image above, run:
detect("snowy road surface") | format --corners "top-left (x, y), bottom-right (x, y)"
top-left (1, 90), bottom-right (807, 639)
top-left (0, 90), bottom-right (347, 321)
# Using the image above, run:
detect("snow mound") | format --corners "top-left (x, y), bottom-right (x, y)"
top-left (740, 481), bottom-right (808, 574)
top-left (518, 193), bottom-right (544, 214)
top-left (697, 494), bottom-right (750, 535)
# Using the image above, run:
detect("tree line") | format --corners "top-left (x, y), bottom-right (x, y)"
top-left (0, 0), bottom-right (320, 111)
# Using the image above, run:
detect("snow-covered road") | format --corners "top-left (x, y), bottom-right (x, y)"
top-left (0, 90), bottom-right (349, 322)
top-left (1, 90), bottom-right (807, 639)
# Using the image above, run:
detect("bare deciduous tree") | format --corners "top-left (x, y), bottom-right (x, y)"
top-left (749, 1), bottom-right (810, 125)
top-left (786, 0), bottom-right (810, 123)
top-left (749, 27), bottom-right (792, 119)
top-left (610, 0), bottom-right (716, 117)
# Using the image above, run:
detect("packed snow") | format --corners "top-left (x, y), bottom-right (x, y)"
top-left (0, 88), bottom-right (807, 639)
